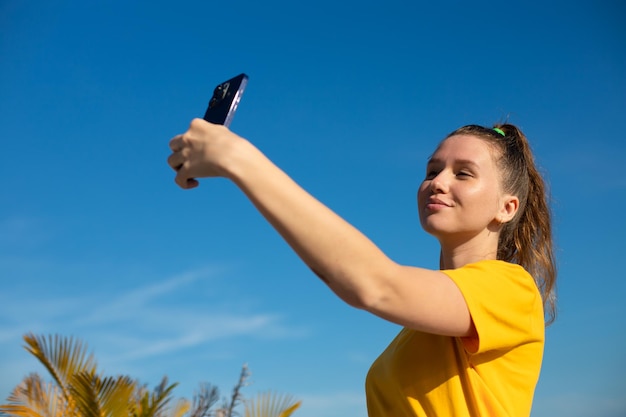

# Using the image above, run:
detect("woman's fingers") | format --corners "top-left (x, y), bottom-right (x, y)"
top-left (175, 170), bottom-right (199, 189)
top-left (169, 134), bottom-right (184, 152)
top-left (167, 151), bottom-right (184, 171)
top-left (167, 119), bottom-right (240, 189)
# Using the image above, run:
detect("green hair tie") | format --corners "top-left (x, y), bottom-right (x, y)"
top-left (493, 128), bottom-right (505, 136)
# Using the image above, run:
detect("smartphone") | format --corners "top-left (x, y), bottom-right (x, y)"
top-left (203, 73), bottom-right (249, 127)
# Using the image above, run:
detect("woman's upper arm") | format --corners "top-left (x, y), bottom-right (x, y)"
top-left (358, 264), bottom-right (475, 337)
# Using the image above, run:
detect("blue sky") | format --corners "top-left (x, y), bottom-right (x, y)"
top-left (1, 1), bottom-right (625, 416)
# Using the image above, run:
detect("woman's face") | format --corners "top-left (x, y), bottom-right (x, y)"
top-left (417, 134), bottom-right (513, 242)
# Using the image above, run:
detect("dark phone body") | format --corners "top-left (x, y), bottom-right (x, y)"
top-left (203, 73), bottom-right (248, 127)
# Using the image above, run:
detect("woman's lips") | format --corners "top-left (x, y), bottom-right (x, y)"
top-left (425, 197), bottom-right (451, 210)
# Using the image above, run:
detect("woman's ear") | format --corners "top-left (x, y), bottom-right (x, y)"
top-left (498, 194), bottom-right (520, 224)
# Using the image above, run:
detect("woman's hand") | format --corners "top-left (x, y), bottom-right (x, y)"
top-left (167, 118), bottom-right (244, 189)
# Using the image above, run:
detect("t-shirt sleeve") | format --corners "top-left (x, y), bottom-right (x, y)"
top-left (441, 261), bottom-right (544, 355)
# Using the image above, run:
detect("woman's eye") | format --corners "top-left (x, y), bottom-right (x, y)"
top-left (425, 170), bottom-right (438, 180)
top-left (457, 171), bottom-right (472, 178)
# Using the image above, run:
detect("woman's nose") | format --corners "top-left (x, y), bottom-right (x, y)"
top-left (430, 173), bottom-right (448, 193)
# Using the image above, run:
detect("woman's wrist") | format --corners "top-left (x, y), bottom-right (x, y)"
top-left (221, 135), bottom-right (267, 184)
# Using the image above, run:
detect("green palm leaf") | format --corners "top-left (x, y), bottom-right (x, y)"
top-left (165, 398), bottom-right (191, 417)
top-left (244, 392), bottom-right (301, 417)
top-left (0, 373), bottom-right (73, 417)
top-left (22, 333), bottom-right (97, 404)
top-left (67, 372), bottom-right (102, 417)
top-left (97, 375), bottom-right (136, 416)
top-left (187, 383), bottom-right (219, 417)
top-left (69, 372), bottom-right (136, 417)
top-left (131, 377), bottom-right (178, 417)
top-left (5, 334), bottom-right (302, 417)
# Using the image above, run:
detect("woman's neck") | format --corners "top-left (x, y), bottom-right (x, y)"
top-left (438, 232), bottom-right (499, 270)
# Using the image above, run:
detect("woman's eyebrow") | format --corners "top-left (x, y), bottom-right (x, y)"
top-left (426, 156), bottom-right (441, 166)
top-left (427, 157), bottom-right (480, 169)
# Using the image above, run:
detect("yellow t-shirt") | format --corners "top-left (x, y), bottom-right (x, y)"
top-left (365, 260), bottom-right (544, 417)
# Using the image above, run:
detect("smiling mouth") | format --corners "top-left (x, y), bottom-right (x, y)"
top-left (425, 203), bottom-right (448, 212)
top-left (427, 197), bottom-right (451, 207)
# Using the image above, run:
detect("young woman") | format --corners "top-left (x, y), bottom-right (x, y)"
top-left (167, 120), bottom-right (557, 417)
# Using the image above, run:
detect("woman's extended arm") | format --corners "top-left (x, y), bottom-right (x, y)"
top-left (167, 119), bottom-right (473, 337)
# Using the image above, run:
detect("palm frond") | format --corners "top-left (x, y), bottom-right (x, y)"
top-left (0, 404), bottom-right (45, 417)
top-left (69, 372), bottom-right (137, 417)
top-left (277, 402), bottom-right (301, 417)
top-left (130, 385), bottom-right (148, 417)
top-left (187, 383), bottom-right (219, 417)
top-left (150, 376), bottom-right (178, 417)
top-left (221, 364), bottom-right (250, 417)
top-left (0, 373), bottom-right (74, 417)
top-left (22, 333), bottom-right (97, 403)
top-left (243, 392), bottom-right (301, 417)
top-left (165, 398), bottom-right (191, 417)
top-left (98, 375), bottom-right (136, 416)
top-left (67, 372), bottom-right (102, 417)
top-left (130, 377), bottom-right (178, 417)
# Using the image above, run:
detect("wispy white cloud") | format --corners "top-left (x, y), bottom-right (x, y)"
top-left (1, 259), bottom-right (311, 404)
top-left (117, 313), bottom-right (284, 360)
top-left (72, 267), bottom-right (216, 326)
top-left (1, 265), bottom-right (309, 366)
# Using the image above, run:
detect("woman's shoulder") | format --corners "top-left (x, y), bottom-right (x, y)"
top-left (443, 260), bottom-right (536, 290)
top-left (456, 259), bottom-right (528, 275)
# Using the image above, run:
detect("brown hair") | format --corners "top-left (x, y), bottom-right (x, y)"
top-left (446, 124), bottom-right (557, 324)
